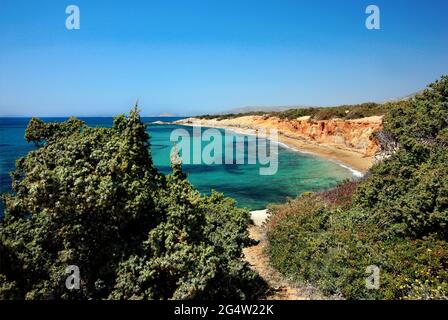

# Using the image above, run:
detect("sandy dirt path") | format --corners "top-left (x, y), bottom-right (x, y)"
top-left (244, 211), bottom-right (323, 300)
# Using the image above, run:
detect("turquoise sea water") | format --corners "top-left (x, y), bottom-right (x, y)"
top-left (0, 117), bottom-right (354, 214)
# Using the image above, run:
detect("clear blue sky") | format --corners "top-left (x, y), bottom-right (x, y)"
top-left (0, 0), bottom-right (447, 116)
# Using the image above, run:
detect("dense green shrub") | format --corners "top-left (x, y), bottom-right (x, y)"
top-left (199, 102), bottom-right (388, 121)
top-left (355, 149), bottom-right (448, 240)
top-left (0, 107), bottom-right (266, 299)
top-left (384, 76), bottom-right (448, 153)
top-left (25, 116), bottom-right (85, 146)
top-left (267, 76), bottom-right (448, 299)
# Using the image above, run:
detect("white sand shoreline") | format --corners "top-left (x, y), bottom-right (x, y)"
top-left (174, 121), bottom-right (366, 178)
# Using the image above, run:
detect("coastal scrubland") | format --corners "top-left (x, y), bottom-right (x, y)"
top-left (1, 75), bottom-right (447, 300)
top-left (198, 102), bottom-right (390, 121)
top-left (0, 108), bottom-right (267, 299)
top-left (266, 76), bottom-right (448, 299)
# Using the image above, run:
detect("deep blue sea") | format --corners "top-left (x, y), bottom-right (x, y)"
top-left (0, 117), bottom-right (354, 214)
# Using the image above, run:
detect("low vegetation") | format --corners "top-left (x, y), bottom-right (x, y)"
top-left (1, 73), bottom-right (446, 300)
top-left (266, 76), bottom-right (448, 299)
top-left (0, 108), bottom-right (266, 299)
top-left (199, 102), bottom-right (390, 121)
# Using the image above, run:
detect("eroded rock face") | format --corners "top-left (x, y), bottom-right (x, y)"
top-left (177, 115), bottom-right (383, 157)
top-left (281, 116), bottom-right (383, 156)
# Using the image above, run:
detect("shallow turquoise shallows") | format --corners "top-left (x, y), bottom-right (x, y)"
top-left (0, 117), bottom-right (354, 213)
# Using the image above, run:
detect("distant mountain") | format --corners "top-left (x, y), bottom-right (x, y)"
top-left (158, 113), bottom-right (176, 117)
top-left (222, 91), bottom-right (424, 115)
top-left (383, 90), bottom-right (424, 103)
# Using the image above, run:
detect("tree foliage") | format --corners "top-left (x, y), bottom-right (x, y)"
top-left (267, 76), bottom-right (448, 299)
top-left (0, 107), bottom-right (265, 299)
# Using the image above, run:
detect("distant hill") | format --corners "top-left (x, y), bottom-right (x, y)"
top-left (218, 90), bottom-right (424, 116)
top-left (158, 113), bottom-right (176, 117)
top-left (383, 90), bottom-right (424, 103)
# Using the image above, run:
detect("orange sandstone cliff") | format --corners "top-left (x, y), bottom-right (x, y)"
top-left (177, 115), bottom-right (383, 157)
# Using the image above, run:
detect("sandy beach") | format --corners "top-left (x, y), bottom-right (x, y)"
top-left (175, 116), bottom-right (380, 173)
top-left (276, 133), bottom-right (373, 173)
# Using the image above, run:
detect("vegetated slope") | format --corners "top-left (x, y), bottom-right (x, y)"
top-left (213, 89), bottom-right (420, 119)
top-left (218, 105), bottom-right (294, 115)
top-left (266, 76), bottom-right (448, 300)
top-left (0, 108), bottom-right (267, 300)
top-left (199, 102), bottom-right (390, 121)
